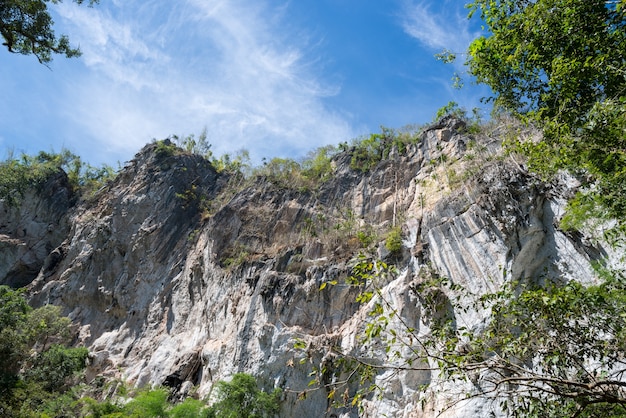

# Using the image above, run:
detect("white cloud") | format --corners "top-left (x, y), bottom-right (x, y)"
top-left (53, 0), bottom-right (354, 164)
top-left (56, 3), bottom-right (167, 90)
top-left (401, 0), bottom-right (479, 56)
top-left (395, 0), bottom-right (492, 118)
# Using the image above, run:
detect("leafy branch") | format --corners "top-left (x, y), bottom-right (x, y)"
top-left (295, 253), bottom-right (626, 417)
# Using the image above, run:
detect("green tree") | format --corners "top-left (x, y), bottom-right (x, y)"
top-left (206, 373), bottom-right (281, 418)
top-left (25, 344), bottom-right (89, 392)
top-left (301, 145), bottom-right (337, 183)
top-left (256, 157), bottom-right (304, 189)
top-left (384, 226), bottom-right (403, 258)
top-left (123, 388), bottom-right (170, 417)
top-left (466, 0), bottom-right (626, 223)
top-left (172, 128), bottom-right (213, 159)
top-left (0, 286), bottom-right (31, 391)
top-left (169, 397), bottom-right (210, 418)
top-left (0, 0), bottom-right (99, 64)
top-left (349, 127), bottom-right (396, 173)
top-left (298, 258), bottom-right (626, 417)
top-left (0, 285), bottom-right (89, 416)
top-left (426, 272), bottom-right (626, 417)
top-left (434, 101), bottom-right (465, 121)
top-left (81, 397), bottom-right (125, 418)
top-left (442, 6), bottom-right (626, 410)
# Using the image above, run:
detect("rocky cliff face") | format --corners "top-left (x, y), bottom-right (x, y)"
top-left (0, 171), bottom-right (74, 288)
top-left (2, 119), bottom-right (619, 417)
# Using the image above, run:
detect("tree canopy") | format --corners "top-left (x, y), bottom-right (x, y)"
top-left (0, 0), bottom-right (98, 64)
top-left (0, 286), bottom-right (89, 416)
top-left (467, 0), bottom-right (626, 223)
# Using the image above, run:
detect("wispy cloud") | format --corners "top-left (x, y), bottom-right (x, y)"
top-left (53, 0), bottom-right (354, 164)
top-left (401, 0), bottom-right (479, 56)
top-left (56, 3), bottom-right (167, 90)
top-left (398, 1), bottom-right (492, 114)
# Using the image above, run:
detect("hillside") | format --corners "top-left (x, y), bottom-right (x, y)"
top-left (1, 117), bottom-right (623, 417)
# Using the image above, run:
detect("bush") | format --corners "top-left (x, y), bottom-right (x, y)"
top-left (434, 101), bottom-right (466, 121)
top-left (255, 157), bottom-right (304, 189)
top-left (170, 397), bottom-right (210, 418)
top-left (206, 373), bottom-right (281, 418)
top-left (356, 227), bottom-right (376, 248)
top-left (212, 149), bottom-right (251, 176)
top-left (82, 397), bottom-right (124, 418)
top-left (384, 226), bottom-right (403, 258)
top-left (0, 149), bottom-right (115, 205)
top-left (301, 145), bottom-right (337, 184)
top-left (154, 140), bottom-right (180, 159)
top-left (0, 152), bottom-right (63, 205)
top-left (123, 388), bottom-right (169, 417)
top-left (81, 390), bottom-right (212, 418)
top-left (350, 131), bottom-right (389, 173)
top-left (25, 345), bottom-right (89, 392)
top-left (172, 128), bottom-right (213, 158)
top-left (348, 126), bottom-right (421, 173)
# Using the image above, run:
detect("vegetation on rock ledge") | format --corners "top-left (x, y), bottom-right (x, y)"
top-left (0, 149), bottom-right (115, 205)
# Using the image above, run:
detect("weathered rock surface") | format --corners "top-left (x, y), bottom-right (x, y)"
top-left (1, 119), bottom-right (621, 417)
top-left (0, 171), bottom-right (74, 288)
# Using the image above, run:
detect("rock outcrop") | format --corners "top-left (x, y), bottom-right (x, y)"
top-left (0, 170), bottom-right (74, 288)
top-left (1, 119), bottom-right (620, 417)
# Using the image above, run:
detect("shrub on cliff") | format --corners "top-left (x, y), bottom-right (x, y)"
top-left (0, 149), bottom-right (115, 205)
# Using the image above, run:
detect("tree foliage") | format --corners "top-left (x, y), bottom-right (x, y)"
top-left (429, 271), bottom-right (626, 417)
top-left (206, 373), bottom-right (282, 418)
top-left (253, 151), bottom-right (336, 191)
top-left (299, 259), bottom-right (626, 417)
top-left (123, 388), bottom-right (170, 418)
top-left (467, 0), bottom-right (626, 222)
top-left (81, 387), bottom-right (216, 418)
top-left (299, 258), bottom-right (417, 412)
top-left (301, 145), bottom-right (337, 183)
top-left (0, 285), bottom-right (89, 416)
top-left (79, 374), bottom-right (280, 418)
top-left (349, 127), bottom-right (408, 173)
top-left (0, 0), bottom-right (98, 64)
top-left (0, 149), bottom-right (115, 205)
top-left (169, 397), bottom-right (210, 418)
top-left (426, 6), bottom-right (626, 411)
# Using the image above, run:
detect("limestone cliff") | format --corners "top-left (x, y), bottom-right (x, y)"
top-left (1, 118), bottom-right (620, 417)
top-left (0, 171), bottom-right (74, 288)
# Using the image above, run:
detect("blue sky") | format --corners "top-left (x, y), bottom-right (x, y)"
top-left (0, 0), bottom-right (490, 167)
